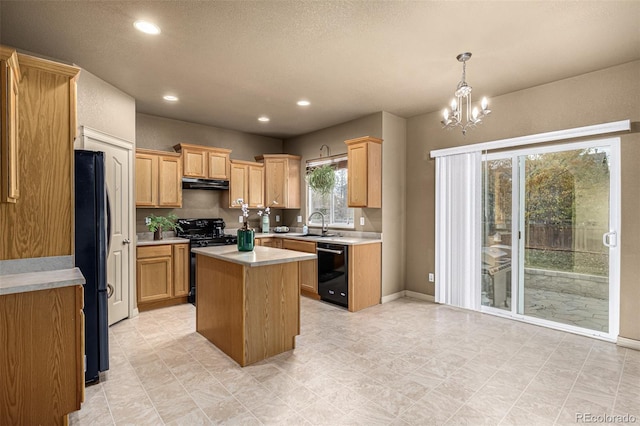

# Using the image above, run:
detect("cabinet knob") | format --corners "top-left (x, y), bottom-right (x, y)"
top-left (123, 239), bottom-right (131, 245)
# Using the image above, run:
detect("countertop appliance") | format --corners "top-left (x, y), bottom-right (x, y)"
top-left (317, 242), bottom-right (349, 308)
top-left (74, 150), bottom-right (110, 383)
top-left (176, 218), bottom-right (237, 304)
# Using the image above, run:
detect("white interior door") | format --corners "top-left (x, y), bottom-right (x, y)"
top-left (77, 127), bottom-right (134, 325)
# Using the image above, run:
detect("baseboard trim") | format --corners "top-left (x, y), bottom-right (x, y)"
top-left (617, 336), bottom-right (640, 351)
top-left (405, 290), bottom-right (436, 303)
top-left (381, 291), bottom-right (405, 304)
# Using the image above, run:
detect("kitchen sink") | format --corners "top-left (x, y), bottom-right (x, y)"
top-left (300, 233), bottom-right (338, 238)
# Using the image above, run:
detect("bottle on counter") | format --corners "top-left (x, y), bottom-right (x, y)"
top-left (302, 224), bottom-right (308, 235)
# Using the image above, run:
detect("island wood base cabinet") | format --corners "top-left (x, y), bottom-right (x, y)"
top-left (0, 285), bottom-right (84, 425)
top-left (196, 254), bottom-right (300, 367)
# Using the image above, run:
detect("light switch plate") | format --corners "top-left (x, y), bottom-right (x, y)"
top-left (297, 216), bottom-right (302, 223)
top-left (428, 273), bottom-right (435, 282)
top-left (360, 217), bottom-right (365, 226)
top-left (276, 215), bottom-right (280, 222)
top-left (238, 215), bottom-right (244, 223)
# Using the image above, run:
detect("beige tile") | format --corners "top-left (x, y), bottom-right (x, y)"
top-left (199, 395), bottom-right (249, 423)
top-left (164, 407), bottom-right (211, 425)
top-left (146, 380), bottom-right (200, 423)
top-left (499, 406), bottom-right (555, 426)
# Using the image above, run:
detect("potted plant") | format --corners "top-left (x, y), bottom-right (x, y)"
top-left (307, 165), bottom-right (335, 196)
top-left (145, 213), bottom-right (182, 240)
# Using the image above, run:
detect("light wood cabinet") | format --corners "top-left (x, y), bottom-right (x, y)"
top-left (173, 243), bottom-right (190, 297)
top-left (229, 159), bottom-right (264, 208)
top-left (135, 148), bottom-right (182, 208)
top-left (136, 243), bottom-right (190, 311)
top-left (255, 154), bottom-right (301, 209)
top-left (0, 50), bottom-right (80, 260)
top-left (173, 143), bottom-right (231, 180)
top-left (345, 136), bottom-right (382, 208)
top-left (348, 242), bottom-right (382, 312)
top-left (0, 46), bottom-right (20, 203)
top-left (282, 238), bottom-right (318, 297)
top-left (256, 237), bottom-right (282, 248)
top-left (1, 285), bottom-right (84, 424)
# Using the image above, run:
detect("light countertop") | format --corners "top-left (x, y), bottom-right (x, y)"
top-left (137, 237), bottom-right (190, 247)
top-left (192, 245), bottom-right (316, 267)
top-left (253, 232), bottom-right (382, 246)
top-left (0, 267), bottom-right (86, 296)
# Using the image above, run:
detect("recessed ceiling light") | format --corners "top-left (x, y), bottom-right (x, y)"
top-left (134, 20), bottom-right (161, 35)
top-left (163, 95), bottom-right (179, 102)
top-left (297, 100), bottom-right (311, 106)
top-left (258, 116), bottom-right (270, 122)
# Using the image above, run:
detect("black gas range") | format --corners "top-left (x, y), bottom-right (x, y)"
top-left (176, 218), bottom-right (237, 304)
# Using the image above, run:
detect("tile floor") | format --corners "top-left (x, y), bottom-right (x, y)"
top-left (70, 297), bottom-right (640, 425)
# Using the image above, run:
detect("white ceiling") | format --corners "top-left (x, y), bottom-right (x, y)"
top-left (1, 1), bottom-right (639, 139)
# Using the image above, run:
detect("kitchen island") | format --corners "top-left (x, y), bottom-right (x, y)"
top-left (192, 245), bottom-right (316, 366)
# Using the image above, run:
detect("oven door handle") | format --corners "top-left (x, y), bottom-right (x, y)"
top-left (317, 247), bottom-right (343, 255)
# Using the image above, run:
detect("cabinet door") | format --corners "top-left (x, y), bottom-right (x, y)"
top-left (299, 259), bottom-right (317, 293)
top-left (347, 143), bottom-right (368, 207)
top-left (137, 256), bottom-right (172, 302)
top-left (158, 155), bottom-right (182, 207)
top-left (182, 148), bottom-right (207, 178)
top-left (135, 153), bottom-right (158, 207)
top-left (1, 56), bottom-right (19, 203)
top-left (229, 162), bottom-right (247, 207)
top-left (248, 164), bottom-right (264, 208)
top-left (264, 159), bottom-right (286, 207)
top-left (173, 244), bottom-right (190, 297)
top-left (208, 151), bottom-right (229, 179)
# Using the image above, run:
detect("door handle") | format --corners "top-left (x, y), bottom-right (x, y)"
top-left (107, 283), bottom-right (114, 298)
top-left (602, 231), bottom-right (617, 248)
top-left (317, 247), bottom-right (343, 255)
top-left (123, 239), bottom-right (131, 245)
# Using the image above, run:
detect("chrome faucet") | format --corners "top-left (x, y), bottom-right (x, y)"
top-left (308, 211), bottom-right (327, 235)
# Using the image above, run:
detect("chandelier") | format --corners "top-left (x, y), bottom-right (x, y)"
top-left (441, 52), bottom-right (491, 135)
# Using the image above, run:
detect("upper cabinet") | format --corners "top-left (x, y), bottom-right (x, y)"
top-left (173, 143), bottom-right (231, 180)
top-left (345, 136), bottom-right (382, 208)
top-left (0, 47), bottom-right (20, 204)
top-left (135, 148), bottom-right (182, 208)
top-left (229, 160), bottom-right (264, 208)
top-left (255, 154), bottom-right (301, 209)
top-left (0, 49), bottom-right (80, 260)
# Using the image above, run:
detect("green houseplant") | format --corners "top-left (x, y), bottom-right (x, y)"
top-left (145, 213), bottom-right (182, 240)
top-left (307, 165), bottom-right (335, 196)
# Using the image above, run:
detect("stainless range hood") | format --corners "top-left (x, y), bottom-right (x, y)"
top-left (181, 177), bottom-right (229, 190)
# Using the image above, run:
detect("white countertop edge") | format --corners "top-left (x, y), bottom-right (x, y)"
top-left (0, 267), bottom-right (86, 295)
top-left (192, 245), bottom-right (317, 267)
top-left (137, 237), bottom-right (190, 246)
top-left (253, 233), bottom-right (382, 245)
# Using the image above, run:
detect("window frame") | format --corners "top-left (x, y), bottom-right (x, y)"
top-left (306, 155), bottom-right (354, 230)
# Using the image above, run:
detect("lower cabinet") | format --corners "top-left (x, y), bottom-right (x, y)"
top-left (0, 285), bottom-right (84, 425)
top-left (136, 243), bottom-right (190, 311)
top-left (256, 237), bottom-right (282, 248)
top-left (282, 239), bottom-right (318, 298)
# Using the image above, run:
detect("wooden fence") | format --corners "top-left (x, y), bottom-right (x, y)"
top-left (525, 224), bottom-right (607, 254)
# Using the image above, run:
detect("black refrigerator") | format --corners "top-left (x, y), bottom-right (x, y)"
top-left (74, 150), bottom-right (110, 383)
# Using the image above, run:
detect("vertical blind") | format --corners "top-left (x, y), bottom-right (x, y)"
top-left (435, 151), bottom-right (482, 310)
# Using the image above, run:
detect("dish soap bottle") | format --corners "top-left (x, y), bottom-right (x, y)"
top-left (302, 223), bottom-right (308, 235)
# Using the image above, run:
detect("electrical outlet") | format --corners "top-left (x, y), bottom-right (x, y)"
top-left (360, 217), bottom-right (365, 226)
top-left (238, 215), bottom-right (244, 223)
top-left (276, 215), bottom-right (280, 222)
top-left (428, 273), bottom-right (435, 282)
top-left (297, 216), bottom-right (302, 223)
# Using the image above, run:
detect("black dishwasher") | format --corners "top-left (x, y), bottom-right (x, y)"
top-left (317, 243), bottom-right (348, 308)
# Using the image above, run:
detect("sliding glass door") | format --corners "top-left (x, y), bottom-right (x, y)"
top-left (482, 139), bottom-right (620, 340)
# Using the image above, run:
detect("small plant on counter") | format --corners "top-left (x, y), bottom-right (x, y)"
top-left (145, 213), bottom-right (182, 239)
